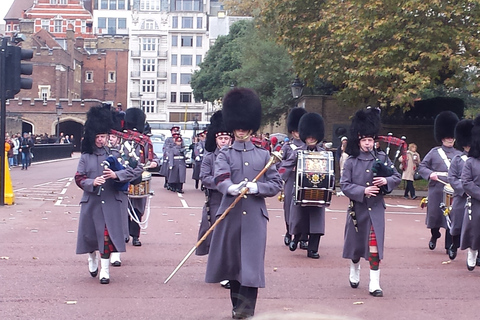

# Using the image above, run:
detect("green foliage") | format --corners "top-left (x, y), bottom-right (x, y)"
top-left (261, 0), bottom-right (480, 110)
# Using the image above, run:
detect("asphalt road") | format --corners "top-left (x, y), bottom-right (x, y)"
top-left (1, 155), bottom-right (479, 320)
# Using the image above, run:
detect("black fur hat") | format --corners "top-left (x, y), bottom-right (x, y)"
top-left (345, 107), bottom-right (381, 157)
top-left (287, 107), bottom-right (308, 133)
top-left (434, 111), bottom-right (459, 144)
top-left (81, 104), bottom-right (114, 154)
top-left (111, 109), bottom-right (125, 131)
top-left (469, 114), bottom-right (480, 158)
top-left (298, 112), bottom-right (325, 143)
top-left (222, 88), bottom-right (262, 133)
top-left (125, 108), bottom-right (146, 133)
top-left (205, 110), bottom-right (231, 152)
top-left (455, 119), bottom-right (474, 148)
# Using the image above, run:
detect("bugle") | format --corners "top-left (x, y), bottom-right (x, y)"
top-left (164, 151), bottom-right (283, 284)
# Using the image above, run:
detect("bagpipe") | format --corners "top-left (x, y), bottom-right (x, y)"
top-left (110, 129), bottom-right (154, 167)
top-left (369, 134), bottom-right (407, 195)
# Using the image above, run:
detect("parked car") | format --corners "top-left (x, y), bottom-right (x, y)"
top-left (148, 135), bottom-right (164, 175)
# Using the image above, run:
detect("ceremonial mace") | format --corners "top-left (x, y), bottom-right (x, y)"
top-left (164, 151), bottom-right (283, 284)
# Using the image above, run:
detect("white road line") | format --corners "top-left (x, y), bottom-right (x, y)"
top-left (180, 199), bottom-right (188, 208)
top-left (60, 189), bottom-right (67, 195)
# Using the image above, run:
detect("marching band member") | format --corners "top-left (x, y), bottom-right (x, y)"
top-left (278, 107), bottom-right (307, 248)
top-left (75, 105), bottom-right (140, 284)
top-left (196, 111), bottom-right (232, 256)
top-left (192, 130), bottom-right (206, 189)
top-left (159, 126), bottom-right (180, 189)
top-left (167, 136), bottom-right (187, 193)
top-left (461, 114), bottom-right (480, 271)
top-left (341, 107), bottom-right (401, 297)
top-left (418, 111), bottom-right (461, 254)
top-left (205, 88), bottom-right (282, 319)
top-left (285, 112), bottom-right (326, 259)
top-left (447, 119), bottom-right (473, 260)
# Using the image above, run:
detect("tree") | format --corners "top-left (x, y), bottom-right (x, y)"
top-left (261, 0), bottom-right (480, 109)
top-left (223, 0), bottom-right (266, 17)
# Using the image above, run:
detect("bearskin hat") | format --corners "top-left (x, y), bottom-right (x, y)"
top-left (287, 107), bottom-right (308, 133)
top-left (81, 104), bottom-right (114, 154)
top-left (205, 111), bottom-right (231, 152)
top-left (469, 114), bottom-right (480, 158)
top-left (345, 107), bottom-right (381, 157)
top-left (455, 119), bottom-right (474, 148)
top-left (222, 88), bottom-right (262, 133)
top-left (125, 107), bottom-right (146, 133)
top-left (434, 111), bottom-right (459, 144)
top-left (298, 112), bottom-right (325, 143)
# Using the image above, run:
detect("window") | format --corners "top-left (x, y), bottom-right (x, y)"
top-left (118, 18), bottom-right (126, 30)
top-left (196, 36), bottom-right (202, 47)
top-left (172, 0), bottom-right (202, 11)
top-left (101, 0), bottom-right (108, 9)
top-left (85, 71), bottom-right (93, 82)
top-left (142, 59), bottom-right (156, 72)
top-left (144, 20), bottom-right (156, 30)
top-left (180, 73), bottom-right (191, 84)
top-left (172, 16), bottom-right (178, 28)
top-left (196, 55), bottom-right (202, 66)
top-left (180, 55), bottom-right (192, 66)
top-left (182, 17), bottom-right (193, 28)
top-left (109, 0), bottom-right (117, 10)
top-left (39, 86), bottom-right (51, 103)
top-left (181, 36), bottom-right (193, 47)
top-left (59, 0), bottom-right (67, 4)
top-left (108, 71), bottom-right (116, 83)
top-left (171, 54), bottom-right (177, 66)
top-left (118, 0), bottom-right (126, 9)
top-left (98, 18), bottom-right (106, 29)
top-left (197, 17), bottom-right (202, 29)
top-left (54, 19), bottom-right (63, 33)
top-left (141, 0), bottom-right (161, 11)
top-left (171, 92), bottom-right (177, 102)
top-left (142, 38), bottom-right (157, 51)
top-left (81, 20), bottom-right (86, 33)
top-left (142, 100), bottom-right (156, 113)
top-left (41, 20), bottom-right (49, 30)
top-left (171, 35), bottom-right (178, 47)
top-left (142, 80), bottom-right (155, 93)
top-left (67, 20), bottom-right (75, 29)
top-left (171, 73), bottom-right (177, 84)
top-left (180, 92), bottom-right (192, 103)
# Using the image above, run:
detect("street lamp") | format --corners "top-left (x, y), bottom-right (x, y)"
top-left (291, 77), bottom-right (304, 100)
top-left (56, 103), bottom-right (63, 138)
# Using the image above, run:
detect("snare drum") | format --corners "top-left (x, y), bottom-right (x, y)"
top-left (294, 150), bottom-right (335, 207)
top-left (443, 184), bottom-right (454, 209)
top-left (128, 171), bottom-right (152, 198)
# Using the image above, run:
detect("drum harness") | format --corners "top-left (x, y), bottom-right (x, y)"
top-left (127, 194), bottom-right (152, 230)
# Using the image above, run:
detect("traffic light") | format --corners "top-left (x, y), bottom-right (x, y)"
top-left (5, 45), bottom-right (33, 99)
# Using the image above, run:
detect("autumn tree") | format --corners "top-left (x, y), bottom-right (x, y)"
top-left (222, 0), bottom-right (266, 17)
top-left (261, 0), bottom-right (480, 109)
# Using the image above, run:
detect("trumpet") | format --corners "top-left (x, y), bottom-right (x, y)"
top-left (164, 151), bottom-right (283, 284)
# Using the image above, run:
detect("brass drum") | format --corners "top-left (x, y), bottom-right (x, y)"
top-left (128, 171), bottom-right (152, 198)
top-left (443, 183), bottom-right (454, 209)
top-left (294, 150), bottom-right (335, 207)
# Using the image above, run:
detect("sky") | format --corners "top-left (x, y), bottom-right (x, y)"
top-left (0, 0), bottom-right (15, 21)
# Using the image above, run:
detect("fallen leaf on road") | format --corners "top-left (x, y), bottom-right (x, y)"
top-left (1, 256), bottom-right (9, 260)
top-left (442, 260), bottom-right (451, 264)
top-left (32, 257), bottom-right (39, 260)
top-left (353, 301), bottom-right (364, 305)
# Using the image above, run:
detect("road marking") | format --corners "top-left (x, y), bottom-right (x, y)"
top-left (180, 199), bottom-right (188, 208)
top-left (386, 203), bottom-right (418, 209)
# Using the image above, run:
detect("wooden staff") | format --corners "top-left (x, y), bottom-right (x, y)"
top-left (164, 151), bottom-right (283, 284)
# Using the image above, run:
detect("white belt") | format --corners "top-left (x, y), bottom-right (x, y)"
top-left (174, 156), bottom-right (184, 160)
top-left (435, 172), bottom-right (448, 177)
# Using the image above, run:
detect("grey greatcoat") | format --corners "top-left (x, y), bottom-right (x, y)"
top-left (205, 140), bottom-right (282, 288)
top-left (461, 158), bottom-right (480, 250)
top-left (418, 146), bottom-right (462, 229)
top-left (278, 138), bottom-right (305, 233)
top-left (284, 144), bottom-right (326, 236)
top-left (340, 151), bottom-right (401, 260)
top-left (448, 152), bottom-right (469, 237)
top-left (192, 140), bottom-right (205, 181)
top-left (167, 145), bottom-right (187, 183)
top-left (75, 146), bottom-right (140, 254)
top-left (196, 149), bottom-right (224, 255)
top-left (159, 136), bottom-right (175, 177)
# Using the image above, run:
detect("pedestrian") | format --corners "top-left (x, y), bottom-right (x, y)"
top-left (339, 136), bottom-right (349, 178)
top-left (205, 88), bottom-right (282, 319)
top-left (447, 119), bottom-right (473, 261)
top-left (461, 114), bottom-right (480, 271)
top-left (340, 107), bottom-right (401, 297)
top-left (418, 111), bottom-right (461, 254)
top-left (399, 143), bottom-right (421, 199)
top-left (75, 105), bottom-right (140, 284)
top-left (278, 107), bottom-right (307, 247)
top-left (19, 132), bottom-right (34, 170)
top-left (285, 112), bottom-right (327, 259)
top-left (5, 133), bottom-right (14, 168)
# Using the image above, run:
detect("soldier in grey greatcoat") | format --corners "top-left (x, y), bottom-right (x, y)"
top-left (418, 111), bottom-right (461, 254)
top-left (340, 107), bottom-right (401, 297)
top-left (167, 136), bottom-right (187, 193)
top-left (159, 126), bottom-right (180, 189)
top-left (447, 119), bottom-right (473, 260)
top-left (205, 88), bottom-right (282, 319)
top-left (278, 107), bottom-right (307, 247)
top-left (196, 111), bottom-right (232, 256)
top-left (75, 105), bottom-right (141, 284)
top-left (192, 131), bottom-right (206, 189)
top-left (461, 114), bottom-right (480, 271)
top-left (284, 112), bottom-right (327, 259)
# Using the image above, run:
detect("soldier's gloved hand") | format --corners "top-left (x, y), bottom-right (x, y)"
top-left (169, 166), bottom-right (173, 170)
top-left (227, 182), bottom-right (247, 196)
top-left (246, 182), bottom-right (258, 194)
top-left (195, 156), bottom-right (200, 161)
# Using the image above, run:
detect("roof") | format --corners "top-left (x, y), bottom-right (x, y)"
top-left (4, 0), bottom-right (34, 20)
